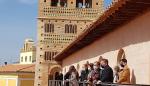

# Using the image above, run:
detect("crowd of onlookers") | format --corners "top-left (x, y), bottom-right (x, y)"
top-left (55, 57), bottom-right (130, 86)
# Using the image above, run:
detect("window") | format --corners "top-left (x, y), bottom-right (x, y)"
top-left (44, 23), bottom-right (54, 33)
top-left (25, 56), bottom-right (27, 62)
top-left (96, 3), bottom-right (98, 5)
top-left (65, 24), bottom-right (69, 33)
top-left (76, 0), bottom-right (92, 8)
top-left (85, 0), bottom-right (92, 8)
top-left (44, 51), bottom-right (58, 61)
top-left (30, 56), bottom-right (32, 62)
top-left (51, 0), bottom-right (58, 6)
top-left (21, 57), bottom-right (23, 62)
top-left (60, 0), bottom-right (67, 7)
top-left (65, 24), bottom-right (77, 34)
top-left (76, 0), bottom-right (83, 8)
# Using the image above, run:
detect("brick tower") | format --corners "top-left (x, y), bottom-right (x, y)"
top-left (35, 0), bottom-right (104, 86)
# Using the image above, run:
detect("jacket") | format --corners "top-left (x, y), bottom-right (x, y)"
top-left (100, 65), bottom-right (113, 83)
top-left (118, 65), bottom-right (130, 84)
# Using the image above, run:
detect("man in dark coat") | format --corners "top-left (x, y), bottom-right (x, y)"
top-left (80, 64), bottom-right (90, 81)
top-left (58, 72), bottom-right (63, 86)
top-left (80, 64), bottom-right (89, 86)
top-left (100, 59), bottom-right (113, 84)
top-left (55, 72), bottom-right (60, 80)
top-left (64, 71), bottom-right (71, 86)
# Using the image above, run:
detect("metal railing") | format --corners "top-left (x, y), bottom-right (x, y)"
top-left (49, 80), bottom-right (150, 86)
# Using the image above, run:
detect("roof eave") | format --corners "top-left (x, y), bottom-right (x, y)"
top-left (55, 0), bottom-right (150, 61)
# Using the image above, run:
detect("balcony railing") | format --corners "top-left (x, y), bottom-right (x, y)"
top-left (39, 7), bottom-right (103, 20)
top-left (49, 80), bottom-right (150, 86)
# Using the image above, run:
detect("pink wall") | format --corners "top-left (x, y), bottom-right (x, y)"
top-left (62, 11), bottom-right (150, 84)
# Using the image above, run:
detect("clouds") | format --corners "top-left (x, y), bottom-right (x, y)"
top-left (18, 0), bottom-right (37, 5)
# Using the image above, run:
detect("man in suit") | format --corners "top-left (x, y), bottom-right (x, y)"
top-left (100, 59), bottom-right (114, 84)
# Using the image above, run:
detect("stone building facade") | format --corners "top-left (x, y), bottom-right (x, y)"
top-left (20, 39), bottom-right (36, 64)
top-left (35, 0), bottom-right (104, 86)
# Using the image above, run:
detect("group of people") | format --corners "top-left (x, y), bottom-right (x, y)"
top-left (55, 57), bottom-right (130, 86)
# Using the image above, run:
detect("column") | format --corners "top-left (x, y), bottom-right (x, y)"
top-left (83, 0), bottom-right (85, 8)
top-left (17, 78), bottom-right (20, 86)
top-left (57, 0), bottom-right (61, 7)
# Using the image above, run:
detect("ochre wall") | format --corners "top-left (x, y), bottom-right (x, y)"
top-left (20, 80), bottom-right (34, 86)
top-left (0, 79), bottom-right (7, 86)
top-left (0, 74), bottom-right (18, 86)
top-left (19, 73), bottom-right (35, 86)
top-left (0, 73), bottom-right (35, 86)
top-left (8, 79), bottom-right (17, 86)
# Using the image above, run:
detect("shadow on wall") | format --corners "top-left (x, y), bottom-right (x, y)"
top-left (130, 69), bottom-right (136, 84)
top-left (65, 11), bottom-right (150, 65)
top-left (61, 12), bottom-right (150, 84)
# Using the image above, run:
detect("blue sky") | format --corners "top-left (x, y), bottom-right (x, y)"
top-left (0, 0), bottom-right (37, 65)
top-left (0, 0), bottom-right (112, 65)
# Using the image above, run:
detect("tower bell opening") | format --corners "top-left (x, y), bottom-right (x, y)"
top-left (76, 0), bottom-right (92, 8)
top-left (51, 0), bottom-right (67, 7)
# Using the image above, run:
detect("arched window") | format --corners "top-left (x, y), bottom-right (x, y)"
top-left (65, 24), bottom-right (69, 33)
top-left (52, 24), bottom-right (54, 32)
top-left (74, 25), bottom-right (77, 33)
top-left (69, 24), bottom-right (72, 33)
top-left (44, 51), bottom-right (58, 61)
top-left (72, 25), bottom-right (75, 33)
top-left (47, 24), bottom-right (50, 32)
top-left (117, 49), bottom-right (126, 65)
top-left (85, 0), bottom-right (92, 8)
top-left (51, 0), bottom-right (58, 6)
top-left (65, 24), bottom-right (77, 34)
top-left (44, 23), bottom-right (48, 32)
top-left (76, 0), bottom-right (83, 8)
top-left (76, 0), bottom-right (92, 8)
top-left (60, 0), bottom-right (67, 7)
top-left (44, 23), bottom-right (54, 33)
